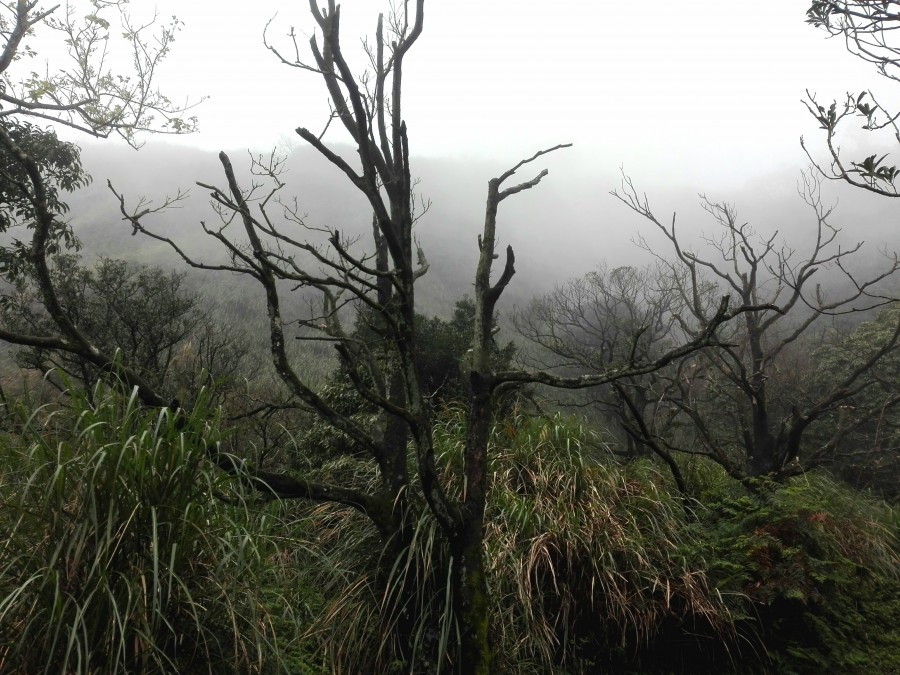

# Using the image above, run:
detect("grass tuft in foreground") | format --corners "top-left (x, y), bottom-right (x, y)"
top-left (0, 379), bottom-right (316, 674)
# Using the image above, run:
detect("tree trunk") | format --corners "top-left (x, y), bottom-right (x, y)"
top-left (744, 335), bottom-right (779, 477)
top-left (451, 532), bottom-right (490, 675)
top-left (747, 417), bottom-right (778, 477)
top-left (453, 370), bottom-right (492, 674)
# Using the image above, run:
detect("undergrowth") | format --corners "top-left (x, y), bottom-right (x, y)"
top-left (692, 469), bottom-right (900, 674)
top-left (299, 410), bottom-right (900, 674)
top-left (0, 379), bottom-right (322, 674)
top-left (2, 384), bottom-right (897, 674)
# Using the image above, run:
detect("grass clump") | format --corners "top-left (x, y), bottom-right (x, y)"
top-left (302, 410), bottom-right (900, 674)
top-left (484, 413), bottom-right (735, 673)
top-left (0, 380), bottom-right (318, 674)
top-left (301, 410), bottom-right (737, 673)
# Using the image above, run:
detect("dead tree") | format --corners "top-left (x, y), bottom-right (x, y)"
top-left (613, 170), bottom-right (900, 479)
top-left (515, 263), bottom-right (681, 442)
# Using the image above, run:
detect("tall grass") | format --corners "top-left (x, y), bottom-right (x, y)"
top-left (304, 410), bottom-right (736, 673)
top-left (303, 409), bottom-right (900, 673)
top-left (20, 378), bottom-right (888, 673)
top-left (484, 413), bottom-right (734, 672)
top-left (0, 379), bottom-right (317, 674)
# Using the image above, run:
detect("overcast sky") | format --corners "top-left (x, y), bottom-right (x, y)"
top-left (124, 0), bottom-right (885, 189)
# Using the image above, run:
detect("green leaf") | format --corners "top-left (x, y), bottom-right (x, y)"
top-left (84, 14), bottom-right (110, 30)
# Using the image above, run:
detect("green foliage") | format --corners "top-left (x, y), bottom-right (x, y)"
top-left (693, 471), bottom-right (900, 673)
top-left (292, 374), bottom-right (380, 461)
top-left (851, 152), bottom-right (900, 185)
top-left (6, 255), bottom-right (250, 402)
top-left (0, 380), bottom-right (315, 674)
top-left (0, 1), bottom-right (199, 145)
top-left (0, 120), bottom-right (89, 277)
top-left (805, 1), bottom-right (835, 26)
top-left (351, 296), bottom-right (517, 405)
top-left (296, 297), bottom-right (518, 460)
top-left (416, 296), bottom-right (517, 403)
top-left (804, 1), bottom-right (900, 195)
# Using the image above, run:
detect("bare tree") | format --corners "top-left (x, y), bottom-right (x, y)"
top-left (613, 171), bottom-right (900, 480)
top-left (514, 263), bottom-right (689, 477)
top-left (803, 1), bottom-right (900, 196)
top-left (107, 3), bottom-right (744, 669)
top-left (515, 262), bottom-right (705, 497)
top-left (517, 263), bottom-right (680, 376)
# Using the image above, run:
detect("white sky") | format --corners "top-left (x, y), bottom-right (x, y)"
top-left (126, 0), bottom-right (884, 188)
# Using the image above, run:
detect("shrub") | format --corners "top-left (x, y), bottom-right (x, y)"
top-left (695, 472), bottom-right (900, 674)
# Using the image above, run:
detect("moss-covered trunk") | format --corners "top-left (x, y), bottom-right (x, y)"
top-left (451, 531), bottom-right (490, 675)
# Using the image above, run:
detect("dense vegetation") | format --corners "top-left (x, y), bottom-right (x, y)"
top-left (1, 381), bottom-right (898, 673)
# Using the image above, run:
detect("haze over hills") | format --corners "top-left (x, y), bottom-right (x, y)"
top-left (65, 140), bottom-right (900, 321)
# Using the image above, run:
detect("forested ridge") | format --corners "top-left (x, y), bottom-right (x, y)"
top-left (0, 1), bottom-right (899, 673)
